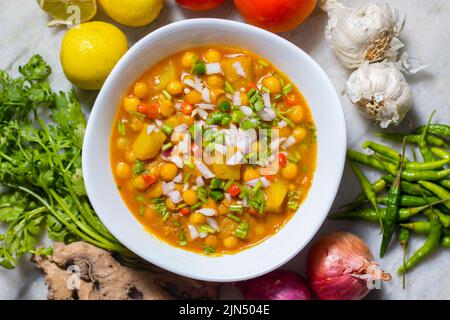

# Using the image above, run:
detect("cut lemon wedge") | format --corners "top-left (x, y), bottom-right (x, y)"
top-left (37, 0), bottom-right (97, 27)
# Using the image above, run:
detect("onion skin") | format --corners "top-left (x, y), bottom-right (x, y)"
top-left (236, 269), bottom-right (311, 300)
top-left (307, 232), bottom-right (391, 300)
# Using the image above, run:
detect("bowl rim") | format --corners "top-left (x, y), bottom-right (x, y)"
top-left (83, 18), bottom-right (346, 282)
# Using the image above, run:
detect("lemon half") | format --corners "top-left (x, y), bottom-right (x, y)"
top-left (99, 0), bottom-right (164, 27)
top-left (38, 0), bottom-right (97, 27)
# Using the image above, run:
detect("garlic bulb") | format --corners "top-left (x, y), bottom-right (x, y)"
top-left (320, 0), bottom-right (404, 69)
top-left (346, 62), bottom-right (412, 128)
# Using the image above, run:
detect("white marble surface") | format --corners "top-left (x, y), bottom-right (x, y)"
top-left (0, 0), bottom-right (449, 300)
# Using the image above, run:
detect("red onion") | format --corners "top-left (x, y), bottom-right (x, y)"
top-left (236, 269), bottom-right (311, 300)
top-left (162, 147), bottom-right (173, 158)
top-left (307, 232), bottom-right (391, 300)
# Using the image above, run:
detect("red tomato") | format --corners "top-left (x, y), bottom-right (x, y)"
top-left (279, 153), bottom-right (287, 168)
top-left (180, 208), bottom-right (190, 216)
top-left (234, 0), bottom-right (317, 33)
top-left (227, 184), bottom-right (241, 197)
top-left (176, 0), bottom-right (225, 11)
top-left (138, 102), bottom-right (159, 119)
top-left (142, 175), bottom-right (157, 187)
top-left (247, 82), bottom-right (258, 91)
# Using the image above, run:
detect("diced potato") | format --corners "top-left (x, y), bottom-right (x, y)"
top-left (221, 55), bottom-right (253, 88)
top-left (132, 127), bottom-right (166, 160)
top-left (265, 182), bottom-right (288, 213)
top-left (211, 163), bottom-right (241, 180)
top-left (157, 61), bottom-right (176, 90)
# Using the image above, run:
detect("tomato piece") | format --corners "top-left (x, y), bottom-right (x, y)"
top-left (138, 102), bottom-right (159, 119)
top-left (234, 0), bottom-right (317, 33)
top-left (227, 184), bottom-right (241, 197)
top-left (285, 93), bottom-right (300, 106)
top-left (181, 101), bottom-right (194, 115)
top-left (142, 174), bottom-right (157, 187)
top-left (180, 207), bottom-right (190, 216)
top-left (264, 175), bottom-right (275, 181)
top-left (176, 0), bottom-right (225, 11)
top-left (247, 82), bottom-right (258, 91)
top-left (279, 153), bottom-right (287, 168)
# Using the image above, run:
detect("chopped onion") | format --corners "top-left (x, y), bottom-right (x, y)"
top-left (154, 119), bottom-right (163, 128)
top-left (196, 208), bottom-right (217, 216)
top-left (168, 190), bottom-right (182, 204)
top-left (197, 109), bottom-right (209, 120)
top-left (281, 136), bottom-right (296, 150)
top-left (162, 181), bottom-right (175, 195)
top-left (195, 161), bottom-right (215, 179)
top-left (232, 61), bottom-right (246, 78)
top-left (183, 88), bottom-right (190, 95)
top-left (259, 108), bottom-right (276, 121)
top-left (196, 103), bottom-right (216, 110)
top-left (195, 176), bottom-right (205, 187)
top-left (188, 224), bottom-right (199, 240)
top-left (183, 183), bottom-right (189, 192)
top-left (146, 124), bottom-right (156, 135)
top-left (199, 232), bottom-right (208, 239)
top-left (246, 177), bottom-right (271, 188)
top-left (206, 62), bottom-right (223, 75)
top-left (278, 120), bottom-right (287, 128)
top-left (224, 53), bottom-right (245, 58)
top-left (227, 151), bottom-right (243, 165)
top-left (233, 91), bottom-right (242, 106)
top-left (175, 102), bottom-right (182, 111)
top-left (173, 172), bottom-right (182, 183)
top-left (183, 78), bottom-right (203, 92)
top-left (202, 87), bottom-right (211, 103)
top-left (174, 124), bottom-right (189, 133)
top-left (206, 217), bottom-right (220, 231)
top-left (240, 106), bottom-right (253, 117)
top-left (170, 156), bottom-right (184, 169)
top-left (263, 92), bottom-right (271, 108)
top-left (224, 193), bottom-right (232, 201)
top-left (214, 144), bottom-right (227, 155)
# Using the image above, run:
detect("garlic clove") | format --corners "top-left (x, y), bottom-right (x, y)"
top-left (346, 62), bottom-right (412, 128)
top-left (321, 0), bottom-right (405, 69)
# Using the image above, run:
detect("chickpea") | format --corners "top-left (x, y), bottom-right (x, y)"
top-left (123, 96), bottom-right (139, 113)
top-left (243, 167), bottom-right (260, 182)
top-left (189, 212), bottom-right (206, 226)
top-left (293, 127), bottom-right (308, 142)
top-left (282, 163), bottom-right (299, 180)
top-left (206, 75), bottom-right (224, 88)
top-left (204, 49), bottom-right (221, 63)
top-left (130, 117), bottom-right (144, 132)
top-left (116, 137), bottom-right (129, 151)
top-left (182, 51), bottom-right (196, 68)
top-left (132, 175), bottom-right (146, 190)
top-left (183, 190), bottom-right (198, 206)
top-left (115, 162), bottom-right (131, 179)
top-left (165, 115), bottom-right (181, 128)
top-left (134, 81), bottom-right (149, 99)
top-left (124, 149), bottom-right (137, 163)
top-left (166, 80), bottom-right (183, 96)
top-left (160, 100), bottom-right (175, 118)
top-left (262, 76), bottom-right (281, 94)
top-left (165, 197), bottom-right (177, 210)
top-left (223, 236), bottom-right (239, 250)
top-left (146, 182), bottom-right (163, 198)
top-left (289, 105), bottom-right (304, 124)
top-left (204, 235), bottom-right (219, 247)
top-left (180, 114), bottom-right (194, 125)
top-left (184, 90), bottom-right (203, 104)
top-left (160, 163), bottom-right (178, 181)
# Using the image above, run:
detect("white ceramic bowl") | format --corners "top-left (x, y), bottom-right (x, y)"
top-left (83, 18), bottom-right (346, 282)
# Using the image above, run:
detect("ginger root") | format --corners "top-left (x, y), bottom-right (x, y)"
top-left (33, 242), bottom-right (219, 300)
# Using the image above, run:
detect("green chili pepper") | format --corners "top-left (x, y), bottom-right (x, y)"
top-left (441, 236), bottom-right (450, 248)
top-left (404, 158), bottom-right (449, 171)
top-left (401, 168), bottom-right (450, 182)
top-left (398, 210), bottom-right (442, 274)
top-left (381, 139), bottom-right (407, 257)
top-left (440, 180), bottom-right (450, 190)
top-left (376, 132), bottom-right (447, 147)
top-left (418, 111), bottom-right (437, 162)
top-left (413, 124), bottom-right (450, 138)
top-left (418, 181), bottom-right (450, 211)
top-left (382, 175), bottom-right (433, 196)
top-left (349, 162), bottom-right (383, 228)
top-left (377, 195), bottom-right (439, 207)
top-left (192, 60), bottom-right (206, 75)
top-left (340, 178), bottom-right (386, 210)
top-left (399, 227), bottom-right (410, 289)
top-left (362, 140), bottom-right (404, 164)
top-left (430, 147), bottom-right (450, 160)
top-left (347, 150), bottom-right (396, 174)
top-left (219, 100), bottom-right (231, 112)
top-left (210, 178), bottom-right (223, 190)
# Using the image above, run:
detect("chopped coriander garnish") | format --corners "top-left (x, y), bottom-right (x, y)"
top-left (162, 89), bottom-right (172, 101)
top-left (273, 93), bottom-right (282, 101)
top-left (161, 124), bottom-right (173, 135)
top-left (178, 229), bottom-right (188, 246)
top-left (225, 81), bottom-right (234, 94)
top-left (138, 204), bottom-right (145, 216)
top-left (196, 186), bottom-right (209, 203)
top-left (287, 153), bottom-right (301, 164)
top-left (173, 221), bottom-right (182, 228)
top-left (199, 224), bottom-right (216, 234)
top-left (261, 86), bottom-right (271, 94)
top-left (133, 160), bottom-right (146, 176)
top-left (235, 220), bottom-right (249, 239)
top-left (219, 100), bottom-right (231, 112)
top-left (203, 245), bottom-right (216, 255)
top-left (223, 179), bottom-right (234, 191)
top-left (227, 213), bottom-right (241, 222)
top-left (229, 204), bottom-right (243, 213)
top-left (282, 83), bottom-right (292, 95)
top-left (287, 191), bottom-right (302, 211)
top-left (184, 158), bottom-right (195, 169)
top-left (136, 194), bottom-right (146, 203)
top-left (162, 142), bottom-right (173, 151)
top-left (210, 190), bottom-right (224, 202)
top-left (129, 111), bottom-right (146, 120)
top-left (152, 198), bottom-right (170, 221)
top-left (210, 178), bottom-right (223, 190)
top-left (190, 202), bottom-right (203, 210)
top-left (117, 121), bottom-right (126, 136)
top-left (193, 60), bottom-right (206, 75)
top-left (183, 172), bottom-right (192, 184)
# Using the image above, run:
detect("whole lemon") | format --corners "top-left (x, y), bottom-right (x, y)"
top-left (60, 22), bottom-right (128, 90)
top-left (99, 0), bottom-right (164, 27)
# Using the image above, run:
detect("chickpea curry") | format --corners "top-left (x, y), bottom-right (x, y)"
top-left (110, 46), bottom-right (317, 255)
